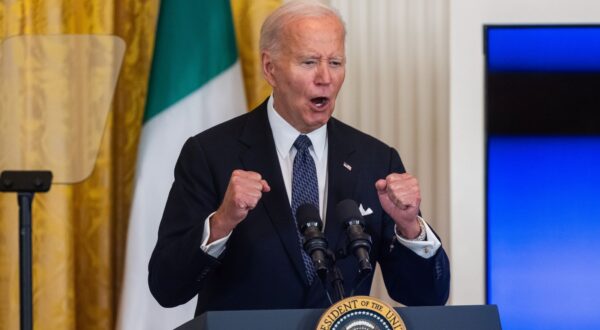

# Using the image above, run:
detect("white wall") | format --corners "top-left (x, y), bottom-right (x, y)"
top-left (329, 0), bottom-right (450, 305)
top-left (450, 0), bottom-right (600, 305)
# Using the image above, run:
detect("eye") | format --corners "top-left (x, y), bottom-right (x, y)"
top-left (330, 60), bottom-right (343, 67)
top-left (302, 60), bottom-right (317, 67)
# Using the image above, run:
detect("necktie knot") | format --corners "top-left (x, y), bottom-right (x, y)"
top-left (294, 135), bottom-right (312, 153)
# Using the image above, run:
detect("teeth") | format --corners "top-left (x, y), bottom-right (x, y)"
top-left (313, 97), bottom-right (327, 107)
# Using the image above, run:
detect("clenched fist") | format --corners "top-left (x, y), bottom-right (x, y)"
top-left (209, 170), bottom-right (270, 243)
top-left (375, 173), bottom-right (422, 239)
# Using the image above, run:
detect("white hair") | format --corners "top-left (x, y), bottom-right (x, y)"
top-left (259, 0), bottom-right (346, 55)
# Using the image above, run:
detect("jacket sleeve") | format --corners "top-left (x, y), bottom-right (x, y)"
top-left (378, 147), bottom-right (451, 306)
top-left (148, 137), bottom-right (223, 307)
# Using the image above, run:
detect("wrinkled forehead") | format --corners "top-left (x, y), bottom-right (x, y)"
top-left (282, 14), bottom-right (345, 41)
top-left (279, 15), bottom-right (346, 54)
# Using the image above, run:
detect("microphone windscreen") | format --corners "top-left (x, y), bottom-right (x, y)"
top-left (296, 203), bottom-right (322, 230)
top-left (336, 199), bottom-right (364, 223)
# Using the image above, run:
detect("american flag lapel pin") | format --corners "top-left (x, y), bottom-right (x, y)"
top-left (343, 162), bottom-right (352, 171)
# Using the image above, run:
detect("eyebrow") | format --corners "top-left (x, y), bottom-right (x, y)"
top-left (297, 54), bottom-right (345, 60)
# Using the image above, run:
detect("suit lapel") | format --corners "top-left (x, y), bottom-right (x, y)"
top-left (238, 103), bottom-right (310, 286)
top-left (238, 107), bottom-right (361, 287)
top-left (324, 118), bottom-right (358, 254)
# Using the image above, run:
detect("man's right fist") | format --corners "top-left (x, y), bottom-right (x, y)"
top-left (209, 170), bottom-right (270, 243)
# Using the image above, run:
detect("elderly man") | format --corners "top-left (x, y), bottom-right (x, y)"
top-left (148, 0), bottom-right (450, 316)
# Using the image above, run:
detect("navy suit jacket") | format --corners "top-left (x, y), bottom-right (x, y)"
top-left (148, 100), bottom-right (450, 316)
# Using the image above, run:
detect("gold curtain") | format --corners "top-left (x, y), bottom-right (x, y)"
top-left (0, 0), bottom-right (159, 329)
top-left (0, 0), bottom-right (278, 329)
top-left (231, 0), bottom-right (280, 110)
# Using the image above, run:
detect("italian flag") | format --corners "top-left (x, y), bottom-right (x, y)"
top-left (117, 1), bottom-right (246, 329)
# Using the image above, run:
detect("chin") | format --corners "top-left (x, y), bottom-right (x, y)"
top-left (304, 119), bottom-right (329, 132)
top-left (308, 112), bottom-right (327, 121)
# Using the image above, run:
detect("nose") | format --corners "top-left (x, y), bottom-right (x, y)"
top-left (315, 62), bottom-right (332, 85)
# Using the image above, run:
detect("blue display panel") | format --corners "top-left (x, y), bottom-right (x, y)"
top-left (487, 27), bottom-right (600, 72)
top-left (486, 26), bottom-right (600, 330)
top-left (487, 137), bottom-right (600, 329)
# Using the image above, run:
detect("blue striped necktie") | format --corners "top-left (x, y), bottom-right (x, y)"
top-left (291, 134), bottom-right (318, 284)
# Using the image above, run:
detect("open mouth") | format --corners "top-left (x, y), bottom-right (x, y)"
top-left (310, 97), bottom-right (330, 109)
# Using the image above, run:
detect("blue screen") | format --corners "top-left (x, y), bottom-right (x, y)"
top-left (486, 26), bottom-right (600, 330)
top-left (488, 27), bottom-right (600, 72)
top-left (487, 137), bottom-right (600, 329)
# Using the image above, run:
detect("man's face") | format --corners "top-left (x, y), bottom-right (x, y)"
top-left (262, 15), bottom-right (346, 133)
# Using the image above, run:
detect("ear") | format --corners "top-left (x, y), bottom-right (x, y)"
top-left (261, 51), bottom-right (277, 87)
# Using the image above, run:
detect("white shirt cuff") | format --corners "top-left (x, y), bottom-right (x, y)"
top-left (200, 211), bottom-right (231, 257)
top-left (394, 217), bottom-right (441, 259)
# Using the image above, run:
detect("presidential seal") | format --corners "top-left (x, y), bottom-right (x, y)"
top-left (316, 296), bottom-right (406, 330)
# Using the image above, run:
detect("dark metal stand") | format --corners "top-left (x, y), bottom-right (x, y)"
top-left (1, 171), bottom-right (52, 330)
top-left (325, 250), bottom-right (345, 303)
top-left (18, 192), bottom-right (34, 330)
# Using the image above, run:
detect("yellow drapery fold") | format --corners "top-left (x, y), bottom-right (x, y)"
top-left (231, 0), bottom-right (281, 110)
top-left (0, 0), bottom-right (159, 329)
top-left (0, 0), bottom-right (279, 328)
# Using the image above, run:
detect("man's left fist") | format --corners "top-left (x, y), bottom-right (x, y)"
top-left (375, 173), bottom-right (422, 239)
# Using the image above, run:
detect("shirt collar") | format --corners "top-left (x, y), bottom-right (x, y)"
top-left (267, 95), bottom-right (327, 161)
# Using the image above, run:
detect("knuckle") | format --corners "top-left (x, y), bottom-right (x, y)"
top-left (230, 174), bottom-right (242, 185)
top-left (246, 171), bottom-right (261, 180)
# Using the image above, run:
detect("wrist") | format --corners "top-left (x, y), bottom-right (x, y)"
top-left (208, 211), bottom-right (235, 243)
top-left (397, 218), bottom-right (426, 241)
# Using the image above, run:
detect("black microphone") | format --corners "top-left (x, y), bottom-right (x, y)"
top-left (336, 199), bottom-right (373, 275)
top-left (296, 204), bottom-right (329, 280)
